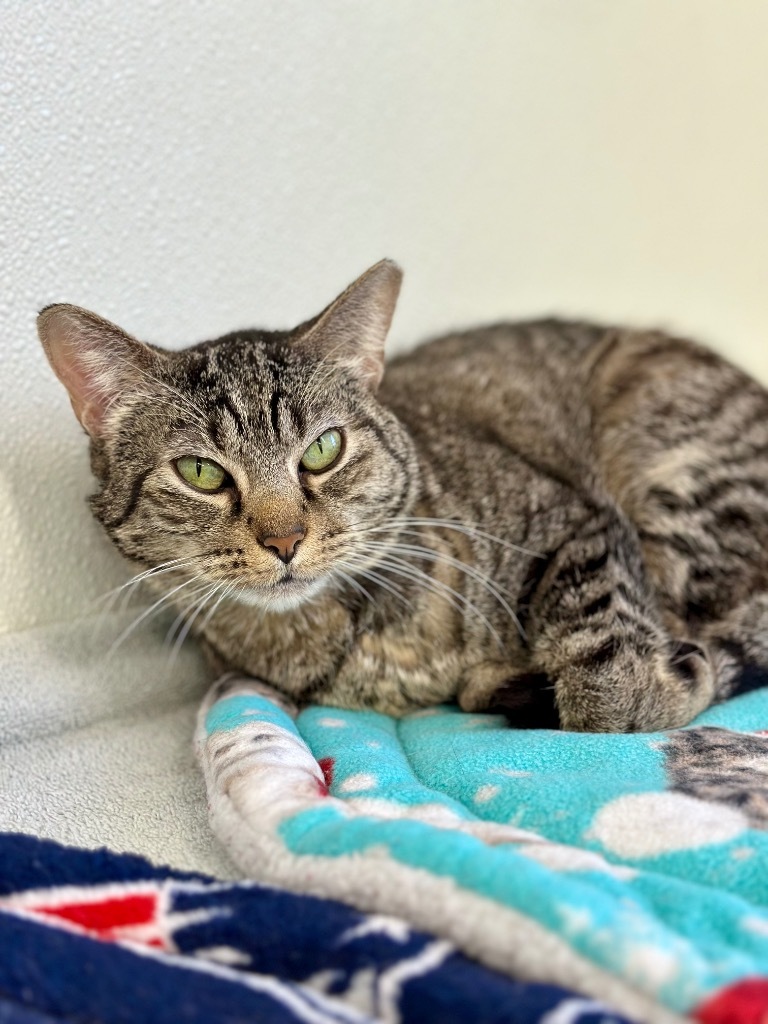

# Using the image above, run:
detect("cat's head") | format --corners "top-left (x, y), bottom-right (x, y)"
top-left (38, 260), bottom-right (419, 611)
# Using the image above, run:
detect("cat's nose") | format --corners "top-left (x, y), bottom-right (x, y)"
top-left (260, 528), bottom-right (306, 564)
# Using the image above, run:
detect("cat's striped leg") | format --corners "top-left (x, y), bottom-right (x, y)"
top-left (522, 504), bottom-right (716, 732)
top-left (626, 477), bottom-right (768, 702)
top-left (594, 343), bottom-right (768, 706)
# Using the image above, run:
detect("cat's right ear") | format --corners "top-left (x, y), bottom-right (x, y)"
top-left (37, 304), bottom-right (157, 437)
top-left (297, 259), bottom-right (403, 392)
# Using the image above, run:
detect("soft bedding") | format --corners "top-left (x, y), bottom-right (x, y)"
top-left (198, 673), bottom-right (768, 1024)
top-left (0, 832), bottom-right (625, 1024)
top-left (3, 613), bottom-right (768, 1022)
top-left (0, 613), bottom-right (632, 1023)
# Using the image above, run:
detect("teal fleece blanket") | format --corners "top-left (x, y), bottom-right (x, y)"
top-left (197, 677), bottom-right (768, 1024)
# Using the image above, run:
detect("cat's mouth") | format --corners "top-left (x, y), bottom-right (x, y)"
top-left (236, 571), bottom-right (329, 612)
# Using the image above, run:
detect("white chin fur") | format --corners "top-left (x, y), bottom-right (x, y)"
top-left (235, 576), bottom-right (329, 613)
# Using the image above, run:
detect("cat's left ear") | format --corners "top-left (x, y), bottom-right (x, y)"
top-left (298, 259), bottom-right (402, 391)
top-left (37, 303), bottom-right (159, 437)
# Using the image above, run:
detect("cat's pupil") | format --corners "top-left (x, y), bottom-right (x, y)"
top-left (196, 456), bottom-right (202, 478)
top-left (300, 430), bottom-right (342, 473)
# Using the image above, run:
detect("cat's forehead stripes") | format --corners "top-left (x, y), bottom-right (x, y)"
top-left (213, 392), bottom-right (248, 437)
top-left (176, 341), bottom-right (304, 453)
top-left (263, 354), bottom-right (308, 443)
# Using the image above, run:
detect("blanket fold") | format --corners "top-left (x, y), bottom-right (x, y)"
top-left (197, 675), bottom-right (768, 1024)
top-left (0, 833), bottom-right (631, 1024)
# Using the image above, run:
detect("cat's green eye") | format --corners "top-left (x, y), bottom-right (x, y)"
top-left (300, 429), bottom-right (342, 473)
top-left (176, 456), bottom-right (228, 492)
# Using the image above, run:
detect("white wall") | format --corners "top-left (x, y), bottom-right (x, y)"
top-left (4, 1), bottom-right (768, 633)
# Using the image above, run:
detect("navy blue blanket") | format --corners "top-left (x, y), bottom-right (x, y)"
top-left (0, 833), bottom-right (636, 1024)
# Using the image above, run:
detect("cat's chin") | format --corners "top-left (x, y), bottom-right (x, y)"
top-left (235, 575), bottom-right (330, 613)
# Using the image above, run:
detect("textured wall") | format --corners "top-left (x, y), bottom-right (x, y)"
top-left (4, 1), bottom-right (768, 633)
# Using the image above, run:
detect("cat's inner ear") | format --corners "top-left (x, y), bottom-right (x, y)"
top-left (37, 304), bottom-right (158, 437)
top-left (298, 259), bottom-right (402, 391)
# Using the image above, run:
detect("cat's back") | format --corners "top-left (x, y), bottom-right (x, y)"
top-left (379, 319), bottom-right (610, 472)
top-left (383, 317), bottom-right (605, 399)
top-left (379, 316), bottom-right (766, 504)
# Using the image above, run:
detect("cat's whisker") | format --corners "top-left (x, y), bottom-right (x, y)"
top-left (96, 585), bottom-right (138, 620)
top-left (164, 579), bottom-right (222, 647)
top-left (336, 558), bottom-right (413, 610)
top-left (332, 567), bottom-right (376, 606)
top-left (345, 552), bottom-right (455, 612)
top-left (167, 582), bottom-right (229, 663)
top-left (360, 539), bottom-right (526, 640)
top-left (169, 574), bottom-right (252, 660)
top-left (385, 558), bottom-right (502, 645)
top-left (96, 575), bottom-right (155, 618)
top-left (106, 574), bottom-right (208, 658)
top-left (359, 517), bottom-right (544, 560)
top-left (364, 553), bottom-right (503, 647)
top-left (362, 539), bottom-right (517, 599)
top-left (198, 580), bottom-right (241, 633)
top-left (96, 556), bottom-right (209, 609)
top-left (96, 558), bottom-right (220, 630)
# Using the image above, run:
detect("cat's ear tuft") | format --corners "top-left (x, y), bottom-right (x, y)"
top-left (300, 259), bottom-right (403, 391)
top-left (37, 304), bottom-right (157, 437)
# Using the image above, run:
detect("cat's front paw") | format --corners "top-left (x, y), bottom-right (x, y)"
top-left (554, 642), bottom-right (715, 733)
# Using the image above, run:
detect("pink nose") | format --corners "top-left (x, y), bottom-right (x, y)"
top-left (260, 528), bottom-right (306, 564)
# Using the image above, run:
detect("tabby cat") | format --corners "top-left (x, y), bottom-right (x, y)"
top-left (37, 260), bottom-right (768, 732)
top-left (664, 727), bottom-right (768, 830)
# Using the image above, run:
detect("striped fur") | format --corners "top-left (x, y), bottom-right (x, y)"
top-left (38, 263), bottom-right (768, 731)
